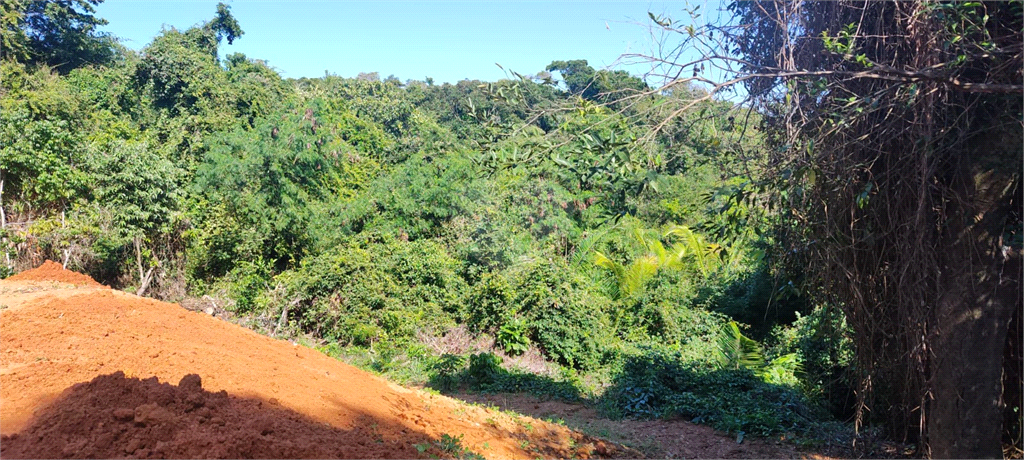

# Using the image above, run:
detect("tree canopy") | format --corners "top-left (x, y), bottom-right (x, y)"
top-left (1, 0), bottom-right (115, 71)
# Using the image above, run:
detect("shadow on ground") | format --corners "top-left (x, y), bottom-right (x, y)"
top-left (0, 371), bottom-right (438, 459)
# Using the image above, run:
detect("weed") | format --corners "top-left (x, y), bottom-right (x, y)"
top-left (435, 433), bottom-right (485, 460)
top-left (543, 416), bottom-right (566, 426)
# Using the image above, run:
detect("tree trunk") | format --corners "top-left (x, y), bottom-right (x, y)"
top-left (134, 236), bottom-right (156, 297)
top-left (927, 164), bottom-right (1022, 458)
top-left (929, 283), bottom-right (1017, 458)
top-left (1, 176), bottom-right (8, 270)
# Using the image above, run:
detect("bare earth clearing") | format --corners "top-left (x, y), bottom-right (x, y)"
top-left (1, 261), bottom-right (820, 458)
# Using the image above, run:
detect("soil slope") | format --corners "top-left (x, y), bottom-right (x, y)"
top-left (0, 261), bottom-right (626, 459)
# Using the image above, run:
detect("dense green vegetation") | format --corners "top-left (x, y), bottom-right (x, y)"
top-left (3, 1), bottom-right (1019, 457)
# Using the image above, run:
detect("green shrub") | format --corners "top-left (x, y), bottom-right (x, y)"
top-left (492, 172), bottom-right (581, 245)
top-left (226, 258), bottom-right (271, 313)
top-left (440, 208), bottom-right (532, 282)
top-left (497, 317), bottom-right (530, 356)
top-left (337, 153), bottom-right (487, 240)
top-left (267, 233), bottom-right (466, 345)
top-left (426, 352), bottom-right (584, 402)
top-left (433, 433), bottom-right (486, 460)
top-left (464, 272), bottom-right (516, 332)
top-left (467, 352), bottom-right (504, 387)
top-left (328, 341), bottom-right (438, 385)
top-left (768, 305), bottom-right (855, 418)
top-left (529, 295), bottom-right (607, 370)
top-left (512, 259), bottom-right (612, 370)
top-left (615, 269), bottom-right (724, 345)
top-left (429, 354), bottom-right (467, 392)
top-left (464, 258), bottom-right (613, 370)
top-left (600, 345), bottom-right (824, 437)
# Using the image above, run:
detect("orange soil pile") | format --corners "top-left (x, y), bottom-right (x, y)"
top-left (5, 260), bottom-right (103, 286)
top-left (1, 372), bottom-right (409, 458)
top-left (0, 265), bottom-right (626, 459)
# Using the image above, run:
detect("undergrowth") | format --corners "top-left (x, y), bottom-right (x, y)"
top-left (598, 345), bottom-right (828, 437)
top-left (312, 328), bottom-right (846, 443)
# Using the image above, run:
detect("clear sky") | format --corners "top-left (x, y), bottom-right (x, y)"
top-left (92, 0), bottom-right (719, 84)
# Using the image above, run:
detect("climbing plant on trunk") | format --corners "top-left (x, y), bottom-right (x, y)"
top-left (630, 1), bottom-right (1022, 457)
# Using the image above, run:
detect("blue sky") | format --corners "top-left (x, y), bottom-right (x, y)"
top-left (93, 1), bottom-right (719, 84)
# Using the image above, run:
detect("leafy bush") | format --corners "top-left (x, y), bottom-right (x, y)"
top-left (768, 305), bottom-right (855, 417)
top-left (514, 259), bottom-right (612, 369)
top-left (1, 62), bottom-right (89, 208)
top-left (612, 269), bottom-right (705, 342)
top-left (427, 352), bottom-right (583, 402)
top-left (467, 352), bottom-right (504, 387)
top-left (433, 433), bottom-right (485, 460)
top-left (193, 107), bottom-right (345, 273)
top-left (600, 345), bottom-right (823, 437)
top-left (268, 233), bottom-right (466, 345)
top-left (463, 257), bottom-right (612, 370)
top-left (497, 317), bottom-right (530, 356)
top-left (464, 272), bottom-right (516, 332)
top-left (440, 209), bottom-right (532, 282)
top-left (225, 258), bottom-right (271, 313)
top-left (491, 172), bottom-right (581, 245)
top-left (429, 354), bottom-right (467, 392)
top-left (337, 153), bottom-right (487, 240)
top-left (85, 139), bottom-right (182, 236)
top-left (29, 203), bottom-right (127, 282)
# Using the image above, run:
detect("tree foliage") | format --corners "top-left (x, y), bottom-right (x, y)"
top-left (1, 61), bottom-right (88, 208)
top-left (635, 1), bottom-right (1021, 455)
top-left (1, 0), bottom-right (114, 71)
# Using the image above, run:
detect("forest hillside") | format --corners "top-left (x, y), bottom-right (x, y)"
top-left (1, 1), bottom-right (1020, 458)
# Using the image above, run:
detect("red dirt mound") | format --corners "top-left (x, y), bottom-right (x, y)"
top-left (5, 260), bottom-right (103, 286)
top-left (0, 269), bottom-right (628, 459)
top-left (1, 372), bottom-right (418, 459)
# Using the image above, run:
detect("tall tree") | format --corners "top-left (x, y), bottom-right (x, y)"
top-left (633, 1), bottom-right (1022, 457)
top-left (1, 0), bottom-right (114, 72)
top-left (547, 59), bottom-right (598, 99)
top-left (547, 59), bottom-right (647, 102)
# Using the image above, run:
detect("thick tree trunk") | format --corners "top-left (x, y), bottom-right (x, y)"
top-left (929, 282), bottom-right (1017, 458)
top-left (927, 165), bottom-right (1022, 458)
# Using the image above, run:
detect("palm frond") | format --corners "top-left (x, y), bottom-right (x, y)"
top-left (716, 321), bottom-right (765, 371)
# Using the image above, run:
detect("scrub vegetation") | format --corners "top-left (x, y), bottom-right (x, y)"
top-left (2, 1), bottom-right (1019, 457)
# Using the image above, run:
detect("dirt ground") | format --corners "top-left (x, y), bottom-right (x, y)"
top-left (0, 261), bottom-right (823, 459)
top-left (449, 392), bottom-right (810, 459)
